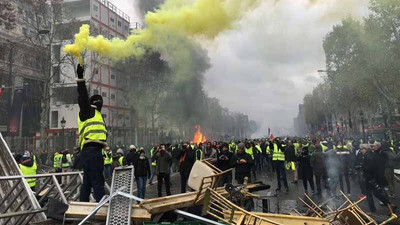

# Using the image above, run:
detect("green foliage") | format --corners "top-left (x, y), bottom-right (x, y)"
top-left (302, 0), bottom-right (400, 130)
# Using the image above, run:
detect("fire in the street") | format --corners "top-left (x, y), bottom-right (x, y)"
top-left (193, 125), bottom-right (206, 145)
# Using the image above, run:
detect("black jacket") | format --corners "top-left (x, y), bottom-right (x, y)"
top-left (285, 145), bottom-right (297, 161)
top-left (126, 151), bottom-right (138, 166)
top-left (217, 150), bottom-right (233, 171)
top-left (134, 156), bottom-right (151, 178)
top-left (362, 151), bottom-right (379, 185)
top-left (179, 148), bottom-right (196, 177)
top-left (172, 147), bottom-right (182, 160)
top-left (298, 152), bottom-right (313, 180)
top-left (232, 152), bottom-right (253, 176)
top-left (374, 149), bottom-right (388, 186)
top-left (77, 78), bottom-right (94, 121)
top-left (73, 152), bottom-right (83, 170)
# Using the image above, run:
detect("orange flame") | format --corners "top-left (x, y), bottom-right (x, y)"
top-left (193, 125), bottom-right (207, 145)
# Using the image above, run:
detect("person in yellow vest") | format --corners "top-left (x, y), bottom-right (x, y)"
top-left (116, 148), bottom-right (125, 166)
top-left (336, 141), bottom-right (351, 196)
top-left (195, 146), bottom-right (204, 161)
top-left (271, 138), bottom-right (289, 192)
top-left (53, 152), bottom-right (62, 184)
top-left (320, 141), bottom-right (328, 152)
top-left (148, 145), bottom-right (159, 185)
top-left (285, 140), bottom-right (298, 184)
top-left (103, 147), bottom-right (113, 180)
top-left (19, 150), bottom-right (37, 192)
top-left (60, 149), bottom-right (73, 185)
top-left (229, 141), bottom-right (237, 153)
top-left (76, 64), bottom-right (108, 202)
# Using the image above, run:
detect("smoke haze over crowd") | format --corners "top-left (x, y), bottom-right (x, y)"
top-left (109, 0), bottom-right (369, 137)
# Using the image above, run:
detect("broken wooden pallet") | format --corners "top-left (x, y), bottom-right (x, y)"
top-left (65, 201), bottom-right (151, 221)
top-left (139, 186), bottom-right (229, 214)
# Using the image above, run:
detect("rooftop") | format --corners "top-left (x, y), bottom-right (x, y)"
top-left (98, 0), bottom-right (130, 22)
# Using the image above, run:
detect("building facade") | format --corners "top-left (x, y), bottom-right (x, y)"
top-left (0, 0), bottom-right (48, 152)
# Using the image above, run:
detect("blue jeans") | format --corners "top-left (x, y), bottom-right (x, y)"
top-left (104, 164), bottom-right (112, 179)
top-left (136, 176), bottom-right (147, 199)
top-left (149, 165), bottom-right (156, 184)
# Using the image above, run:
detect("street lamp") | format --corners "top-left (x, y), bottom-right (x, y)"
top-left (360, 111), bottom-right (365, 141)
top-left (61, 117), bottom-right (66, 149)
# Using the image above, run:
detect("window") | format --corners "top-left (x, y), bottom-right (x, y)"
top-left (117, 21), bottom-right (122, 27)
top-left (110, 17), bottom-right (114, 23)
top-left (125, 25), bottom-right (129, 31)
top-left (93, 5), bottom-right (98, 11)
top-left (111, 94), bottom-right (115, 100)
top-left (51, 111), bottom-right (59, 128)
top-left (110, 34), bottom-right (114, 39)
top-left (93, 89), bottom-right (99, 95)
top-left (118, 114), bottom-right (123, 119)
top-left (52, 66), bottom-right (60, 83)
top-left (102, 91), bottom-right (107, 97)
top-left (111, 74), bottom-right (116, 79)
top-left (102, 114), bottom-right (107, 119)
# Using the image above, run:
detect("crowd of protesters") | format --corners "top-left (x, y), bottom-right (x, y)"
top-left (15, 135), bottom-right (397, 215)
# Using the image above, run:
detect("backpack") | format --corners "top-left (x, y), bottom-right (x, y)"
top-left (61, 154), bottom-right (68, 164)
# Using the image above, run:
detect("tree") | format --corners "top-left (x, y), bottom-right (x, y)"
top-left (0, 2), bottom-right (16, 30)
top-left (20, 0), bottom-right (80, 155)
top-left (298, 0), bottom-right (400, 137)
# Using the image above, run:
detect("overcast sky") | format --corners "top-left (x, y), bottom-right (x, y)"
top-left (109, 0), bottom-right (369, 136)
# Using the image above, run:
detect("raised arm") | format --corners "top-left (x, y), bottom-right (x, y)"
top-left (76, 64), bottom-right (93, 121)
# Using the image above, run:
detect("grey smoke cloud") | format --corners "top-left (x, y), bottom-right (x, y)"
top-left (109, 0), bottom-right (369, 137)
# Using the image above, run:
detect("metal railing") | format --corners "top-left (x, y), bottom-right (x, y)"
top-left (0, 171), bottom-right (111, 225)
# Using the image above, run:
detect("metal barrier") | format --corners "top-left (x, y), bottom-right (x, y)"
top-left (0, 171), bottom-right (111, 225)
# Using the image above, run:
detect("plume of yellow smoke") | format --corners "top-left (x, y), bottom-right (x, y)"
top-left (63, 0), bottom-right (260, 63)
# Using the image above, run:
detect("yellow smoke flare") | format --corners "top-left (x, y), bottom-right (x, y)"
top-left (63, 0), bottom-right (260, 63)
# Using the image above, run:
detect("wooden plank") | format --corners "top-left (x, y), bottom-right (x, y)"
top-left (65, 202), bottom-right (151, 221)
top-left (223, 211), bottom-right (329, 225)
top-left (139, 187), bottom-right (228, 214)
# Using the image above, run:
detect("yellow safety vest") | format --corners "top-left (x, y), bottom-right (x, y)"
top-left (60, 154), bottom-right (72, 168)
top-left (255, 145), bottom-right (262, 153)
top-left (245, 147), bottom-right (254, 159)
top-left (320, 144), bottom-right (328, 152)
top-left (150, 148), bottom-right (156, 166)
top-left (293, 143), bottom-right (299, 155)
top-left (196, 149), bottom-right (204, 161)
top-left (19, 161), bottom-right (37, 188)
top-left (118, 156), bottom-right (124, 166)
top-left (272, 144), bottom-right (285, 161)
top-left (53, 154), bottom-right (61, 168)
top-left (103, 149), bottom-right (112, 165)
top-left (229, 143), bottom-right (237, 153)
top-left (77, 109), bottom-right (107, 149)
